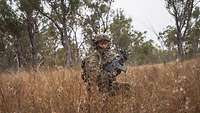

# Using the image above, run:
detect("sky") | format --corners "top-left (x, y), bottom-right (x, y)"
top-left (113, 0), bottom-right (174, 44)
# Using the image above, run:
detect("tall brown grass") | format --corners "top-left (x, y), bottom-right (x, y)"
top-left (0, 58), bottom-right (200, 113)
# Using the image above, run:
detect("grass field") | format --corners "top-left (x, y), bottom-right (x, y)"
top-left (0, 58), bottom-right (200, 113)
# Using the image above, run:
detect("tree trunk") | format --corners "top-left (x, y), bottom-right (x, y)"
top-left (75, 37), bottom-right (81, 65)
top-left (175, 24), bottom-right (184, 59)
top-left (27, 13), bottom-right (38, 69)
top-left (61, 33), bottom-right (72, 67)
top-left (73, 28), bottom-right (81, 65)
top-left (14, 35), bottom-right (23, 70)
top-left (61, 0), bottom-right (72, 67)
top-left (177, 38), bottom-right (184, 59)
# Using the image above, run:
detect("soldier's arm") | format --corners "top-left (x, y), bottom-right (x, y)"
top-left (85, 54), bottom-right (100, 87)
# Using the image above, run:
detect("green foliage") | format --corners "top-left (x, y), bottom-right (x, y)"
top-left (37, 24), bottom-right (58, 66)
top-left (192, 7), bottom-right (200, 19)
top-left (159, 26), bottom-right (176, 50)
top-left (56, 48), bottom-right (66, 66)
top-left (17, 0), bottom-right (41, 13)
top-left (69, 0), bottom-right (80, 12)
top-left (128, 31), bottom-right (161, 65)
top-left (81, 0), bottom-right (113, 42)
top-left (110, 10), bottom-right (132, 50)
top-left (164, 0), bottom-right (196, 58)
top-left (0, 0), bottom-right (26, 69)
top-left (0, 0), bottom-right (23, 35)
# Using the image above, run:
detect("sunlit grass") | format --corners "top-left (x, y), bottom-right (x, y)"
top-left (0, 58), bottom-right (200, 113)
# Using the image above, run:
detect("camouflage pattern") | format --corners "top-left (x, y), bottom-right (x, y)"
top-left (81, 47), bottom-right (130, 96)
top-left (81, 35), bottom-right (131, 113)
top-left (81, 34), bottom-right (131, 98)
top-left (81, 49), bottom-right (101, 94)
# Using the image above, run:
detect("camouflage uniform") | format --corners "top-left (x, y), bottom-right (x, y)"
top-left (81, 34), bottom-right (130, 113)
top-left (81, 34), bottom-right (130, 96)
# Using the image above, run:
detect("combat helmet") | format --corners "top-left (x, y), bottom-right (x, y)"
top-left (94, 34), bottom-right (110, 44)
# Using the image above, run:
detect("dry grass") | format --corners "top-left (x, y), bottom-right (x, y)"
top-left (0, 58), bottom-right (200, 113)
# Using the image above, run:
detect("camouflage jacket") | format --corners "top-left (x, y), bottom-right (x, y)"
top-left (81, 48), bottom-right (118, 85)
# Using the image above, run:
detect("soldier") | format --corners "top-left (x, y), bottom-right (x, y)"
top-left (82, 33), bottom-right (130, 95)
top-left (81, 34), bottom-right (130, 113)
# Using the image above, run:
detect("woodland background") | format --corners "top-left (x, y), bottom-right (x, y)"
top-left (1, 0), bottom-right (200, 71)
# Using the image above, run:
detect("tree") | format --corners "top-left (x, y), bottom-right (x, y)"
top-left (188, 7), bottom-right (200, 56)
top-left (159, 26), bottom-right (177, 51)
top-left (81, 0), bottom-right (114, 48)
top-left (0, 0), bottom-right (25, 70)
top-left (160, 5), bottom-right (200, 59)
top-left (164, 0), bottom-right (196, 59)
top-left (15, 0), bottom-right (41, 69)
top-left (110, 9), bottom-right (133, 50)
top-left (34, 0), bottom-right (81, 67)
top-left (129, 31), bottom-right (160, 65)
top-left (159, 26), bottom-right (178, 61)
top-left (37, 22), bottom-right (60, 67)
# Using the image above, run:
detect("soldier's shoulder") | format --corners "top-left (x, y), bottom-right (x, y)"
top-left (83, 49), bottom-right (100, 61)
top-left (103, 49), bottom-right (118, 61)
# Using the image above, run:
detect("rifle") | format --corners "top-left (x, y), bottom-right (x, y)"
top-left (103, 49), bottom-right (128, 77)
